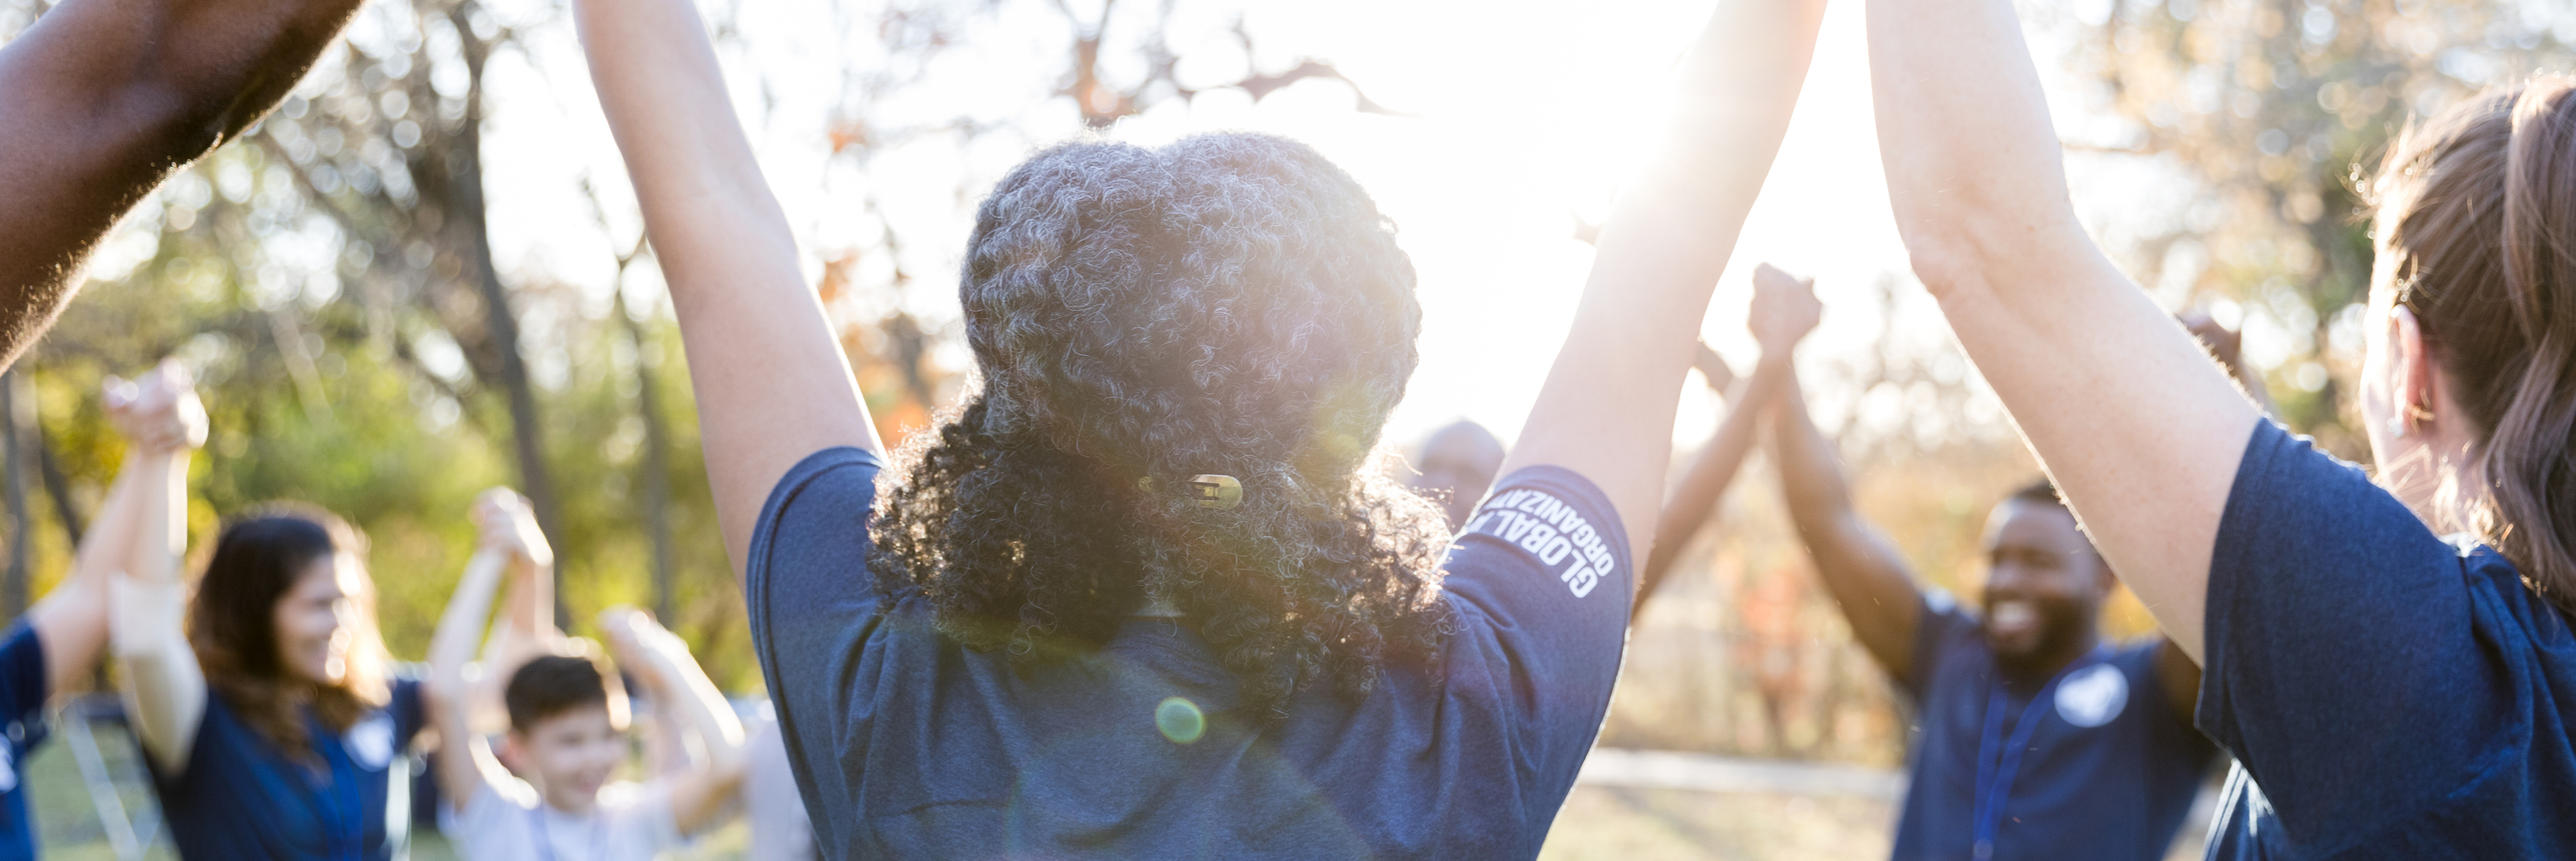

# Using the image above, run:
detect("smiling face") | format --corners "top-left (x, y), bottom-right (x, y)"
top-left (270, 554), bottom-right (358, 686)
top-left (504, 704), bottom-right (628, 814)
top-left (1978, 498), bottom-right (2112, 675)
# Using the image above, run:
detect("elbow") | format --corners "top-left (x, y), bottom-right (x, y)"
top-left (1896, 226), bottom-right (1991, 305)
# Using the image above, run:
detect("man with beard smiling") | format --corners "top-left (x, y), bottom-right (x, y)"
top-left (1758, 267), bottom-right (2254, 860)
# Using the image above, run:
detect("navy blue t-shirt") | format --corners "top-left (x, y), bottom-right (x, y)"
top-left (0, 622), bottom-right (49, 861)
top-left (1889, 594), bottom-right (2216, 860)
top-left (2197, 421), bottom-right (2576, 860)
top-left (153, 674), bottom-right (428, 860)
top-left (746, 448), bottom-right (1634, 860)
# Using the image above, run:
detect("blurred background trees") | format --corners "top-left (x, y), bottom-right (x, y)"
top-left (0, 0), bottom-right (1396, 690)
top-left (3, 0), bottom-right (2571, 772)
top-left (2051, 0), bottom-right (2576, 454)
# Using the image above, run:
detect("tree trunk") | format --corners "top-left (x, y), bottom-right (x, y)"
top-left (447, 2), bottom-right (565, 628)
top-left (0, 371), bottom-right (29, 620)
top-left (36, 422), bottom-right (83, 543)
top-left (617, 292), bottom-right (678, 623)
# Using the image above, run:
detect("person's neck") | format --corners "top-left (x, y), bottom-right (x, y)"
top-left (1998, 630), bottom-right (2100, 686)
top-left (539, 785), bottom-right (599, 816)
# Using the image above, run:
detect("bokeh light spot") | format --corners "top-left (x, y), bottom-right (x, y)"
top-left (1156, 696), bottom-right (1205, 744)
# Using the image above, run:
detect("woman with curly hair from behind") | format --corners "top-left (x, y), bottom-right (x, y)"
top-left (573, 0), bottom-right (1824, 854)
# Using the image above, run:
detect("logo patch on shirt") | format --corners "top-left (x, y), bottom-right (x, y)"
top-left (2055, 663), bottom-right (2129, 728)
top-left (347, 713), bottom-right (396, 771)
top-left (1465, 488), bottom-right (1617, 598)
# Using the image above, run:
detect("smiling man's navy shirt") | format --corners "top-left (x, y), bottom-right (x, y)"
top-left (2199, 421), bottom-right (2576, 860)
top-left (745, 447), bottom-right (1634, 860)
top-left (1891, 593), bottom-right (2218, 860)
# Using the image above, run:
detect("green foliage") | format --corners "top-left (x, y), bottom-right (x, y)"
top-left (2057, 0), bottom-right (2576, 454)
top-left (22, 268), bottom-right (761, 688)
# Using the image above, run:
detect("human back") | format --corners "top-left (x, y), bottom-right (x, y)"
top-left (748, 133), bottom-right (1642, 857)
top-left (574, 0), bottom-right (1827, 852)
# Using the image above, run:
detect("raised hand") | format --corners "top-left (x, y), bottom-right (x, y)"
top-left (470, 487), bottom-right (553, 569)
top-left (1693, 342), bottom-right (1739, 393)
top-left (1750, 262), bottom-right (1824, 355)
top-left (2180, 310), bottom-right (2273, 414)
top-left (102, 360), bottom-right (207, 454)
top-left (597, 605), bottom-right (674, 689)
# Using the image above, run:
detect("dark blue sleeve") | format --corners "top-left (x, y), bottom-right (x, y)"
top-left (1439, 466), bottom-right (1633, 792)
top-left (2196, 420), bottom-right (2516, 847)
top-left (388, 674), bottom-right (426, 750)
top-left (1901, 591), bottom-right (1973, 702)
top-left (744, 446), bottom-right (887, 854)
top-left (0, 622), bottom-right (45, 748)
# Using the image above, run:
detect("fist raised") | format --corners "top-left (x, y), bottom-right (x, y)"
top-left (103, 359), bottom-right (207, 453)
top-left (470, 487), bottom-right (552, 568)
top-left (1749, 263), bottom-right (1823, 353)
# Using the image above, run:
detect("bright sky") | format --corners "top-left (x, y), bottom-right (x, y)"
top-left (391, 0), bottom-right (2021, 452)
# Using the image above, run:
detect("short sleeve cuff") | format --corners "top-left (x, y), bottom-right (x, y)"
top-left (2194, 420), bottom-right (2287, 751)
top-left (744, 447), bottom-right (886, 633)
top-left (0, 621), bottom-right (44, 724)
top-left (1459, 464), bottom-right (1636, 601)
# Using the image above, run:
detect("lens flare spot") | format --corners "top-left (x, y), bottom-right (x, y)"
top-left (1155, 697), bottom-right (1205, 744)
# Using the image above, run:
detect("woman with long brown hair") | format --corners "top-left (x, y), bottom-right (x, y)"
top-left (109, 365), bottom-right (426, 860)
top-left (1867, 0), bottom-right (2576, 853)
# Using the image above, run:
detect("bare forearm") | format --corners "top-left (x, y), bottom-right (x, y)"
top-left (1767, 374), bottom-right (1922, 670)
top-left (0, 0), bottom-right (359, 366)
top-left (575, 0), bottom-right (877, 569)
top-left (112, 572), bottom-right (201, 769)
top-left (122, 449), bottom-right (188, 587)
top-left (640, 639), bottom-right (743, 766)
top-left (430, 552), bottom-right (510, 686)
top-left (1866, 0), bottom-right (2072, 272)
top-left (429, 550), bottom-right (508, 803)
top-left (1638, 355), bottom-right (1794, 609)
top-left (649, 634), bottom-right (747, 835)
top-left (28, 447), bottom-right (156, 689)
top-left (501, 559), bottom-right (555, 641)
top-left (1500, 0), bottom-right (1825, 561)
top-left (1770, 376), bottom-right (1864, 543)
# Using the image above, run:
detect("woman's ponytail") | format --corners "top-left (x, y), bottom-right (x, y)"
top-left (2375, 77), bottom-right (2576, 608)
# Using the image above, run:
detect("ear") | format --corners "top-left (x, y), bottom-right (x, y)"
top-left (2390, 304), bottom-right (2436, 432)
top-left (496, 732), bottom-right (525, 769)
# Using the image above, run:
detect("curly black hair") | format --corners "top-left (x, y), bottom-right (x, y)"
top-left (870, 132), bottom-right (1457, 713)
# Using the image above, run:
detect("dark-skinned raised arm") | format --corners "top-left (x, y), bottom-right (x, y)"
top-left (0, 0), bottom-right (361, 368)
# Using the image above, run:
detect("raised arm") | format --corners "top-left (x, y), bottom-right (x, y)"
top-left (104, 362), bottom-right (207, 771)
top-left (1635, 266), bottom-right (1823, 615)
top-left (600, 607), bottom-right (745, 836)
top-left (30, 399), bottom-right (161, 697)
top-left (1869, 0), bottom-right (2260, 660)
top-left (1768, 364), bottom-right (1927, 680)
top-left (573, 0), bottom-right (879, 574)
top-left (1502, 0), bottom-right (1827, 569)
top-left (428, 489), bottom-right (550, 812)
top-left (467, 490), bottom-right (563, 735)
top-left (0, 0), bottom-right (361, 369)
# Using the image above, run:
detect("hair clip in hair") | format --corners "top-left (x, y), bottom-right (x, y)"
top-left (1186, 475), bottom-right (1243, 509)
top-left (1138, 474), bottom-right (1244, 509)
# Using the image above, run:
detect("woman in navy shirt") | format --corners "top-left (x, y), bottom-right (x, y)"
top-left (1865, 0), bottom-right (2576, 854)
top-left (571, 0), bottom-right (1824, 854)
top-left (109, 369), bottom-right (425, 860)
